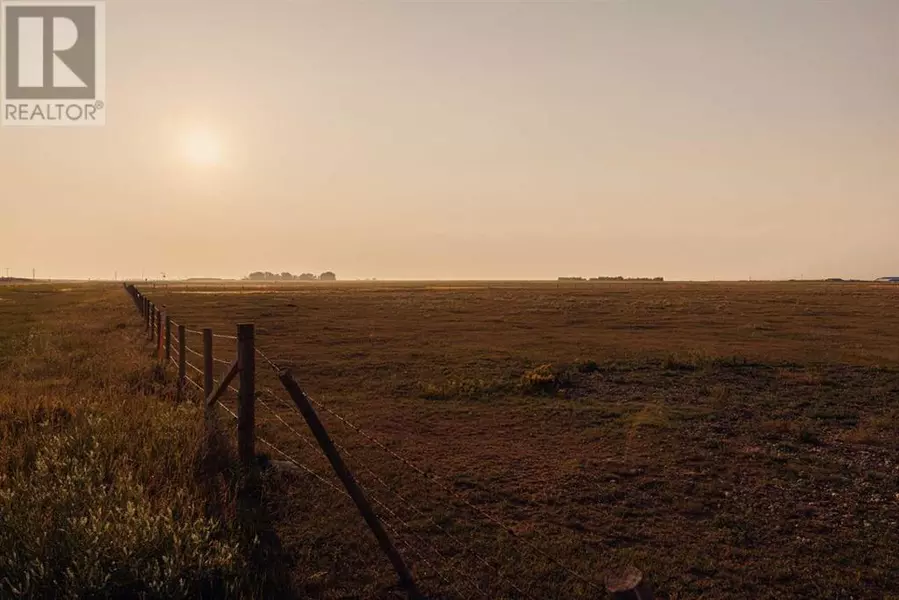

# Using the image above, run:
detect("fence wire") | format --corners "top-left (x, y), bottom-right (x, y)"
top-left (126, 287), bottom-right (596, 597)
top-left (254, 394), bottom-right (485, 598)
top-left (256, 386), bottom-right (522, 597)
top-left (255, 355), bottom-right (596, 594)
top-left (183, 374), bottom-right (202, 392)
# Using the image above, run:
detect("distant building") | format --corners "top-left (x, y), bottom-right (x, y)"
top-left (875, 277), bottom-right (899, 283)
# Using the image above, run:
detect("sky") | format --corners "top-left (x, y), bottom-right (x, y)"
top-left (1, 0), bottom-right (897, 281)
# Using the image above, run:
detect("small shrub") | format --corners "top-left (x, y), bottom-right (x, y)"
top-left (662, 352), bottom-right (705, 371)
top-left (519, 364), bottom-right (573, 395)
top-left (711, 355), bottom-right (752, 368)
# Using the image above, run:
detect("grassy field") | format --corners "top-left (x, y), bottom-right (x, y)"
top-left (3, 281), bottom-right (899, 599)
top-left (0, 284), bottom-right (287, 598)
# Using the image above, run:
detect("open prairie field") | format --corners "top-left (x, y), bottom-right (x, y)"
top-left (135, 280), bottom-right (899, 599)
top-left (3, 281), bottom-right (898, 599)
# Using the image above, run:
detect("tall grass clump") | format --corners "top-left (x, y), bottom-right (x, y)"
top-left (0, 417), bottom-right (244, 598)
top-left (518, 359), bottom-right (598, 395)
top-left (0, 285), bottom-right (270, 598)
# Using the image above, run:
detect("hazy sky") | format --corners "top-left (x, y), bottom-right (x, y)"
top-left (1, 0), bottom-right (897, 281)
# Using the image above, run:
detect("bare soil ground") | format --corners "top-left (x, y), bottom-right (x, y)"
top-left (14, 281), bottom-right (899, 599)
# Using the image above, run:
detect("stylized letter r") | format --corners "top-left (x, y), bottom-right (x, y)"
top-left (16, 16), bottom-right (86, 88)
top-left (51, 17), bottom-right (87, 88)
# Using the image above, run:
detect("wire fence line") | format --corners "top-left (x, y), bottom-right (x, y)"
top-left (123, 283), bottom-right (626, 600)
top-left (256, 386), bottom-right (527, 597)
top-left (256, 397), bottom-right (475, 598)
top-left (216, 398), bottom-right (239, 422)
top-left (257, 436), bottom-right (351, 501)
top-left (183, 374), bottom-right (203, 392)
top-left (380, 516), bottom-right (467, 600)
top-left (186, 360), bottom-right (204, 377)
top-left (253, 390), bottom-right (489, 597)
top-left (257, 393), bottom-right (322, 455)
top-left (253, 361), bottom-right (592, 597)
top-left (255, 346), bottom-right (280, 370)
top-left (256, 357), bottom-right (598, 593)
top-left (172, 336), bottom-right (475, 596)
top-left (254, 366), bottom-right (497, 594)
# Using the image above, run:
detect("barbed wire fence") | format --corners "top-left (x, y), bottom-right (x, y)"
top-left (123, 283), bottom-right (653, 600)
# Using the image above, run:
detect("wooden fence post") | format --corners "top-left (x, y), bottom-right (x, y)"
top-left (205, 359), bottom-right (239, 408)
top-left (165, 315), bottom-right (172, 361)
top-left (277, 369), bottom-right (421, 598)
top-left (147, 302), bottom-right (153, 338)
top-left (203, 328), bottom-right (214, 400)
top-left (156, 309), bottom-right (162, 358)
top-left (237, 324), bottom-right (255, 467)
top-left (177, 325), bottom-right (186, 400)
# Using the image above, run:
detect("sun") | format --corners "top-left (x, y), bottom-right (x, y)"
top-left (182, 129), bottom-right (223, 167)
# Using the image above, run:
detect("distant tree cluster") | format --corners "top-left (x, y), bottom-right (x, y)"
top-left (558, 276), bottom-right (664, 282)
top-left (245, 271), bottom-right (336, 281)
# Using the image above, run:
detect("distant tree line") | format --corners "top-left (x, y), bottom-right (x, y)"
top-left (244, 271), bottom-right (336, 281)
top-left (558, 276), bottom-right (664, 282)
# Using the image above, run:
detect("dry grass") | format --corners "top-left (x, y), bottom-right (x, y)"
top-left (143, 280), bottom-right (899, 599)
top-left (0, 285), bottom-right (283, 599)
top-left (5, 281), bottom-right (899, 599)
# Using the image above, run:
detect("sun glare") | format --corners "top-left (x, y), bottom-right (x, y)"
top-left (182, 129), bottom-right (223, 167)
